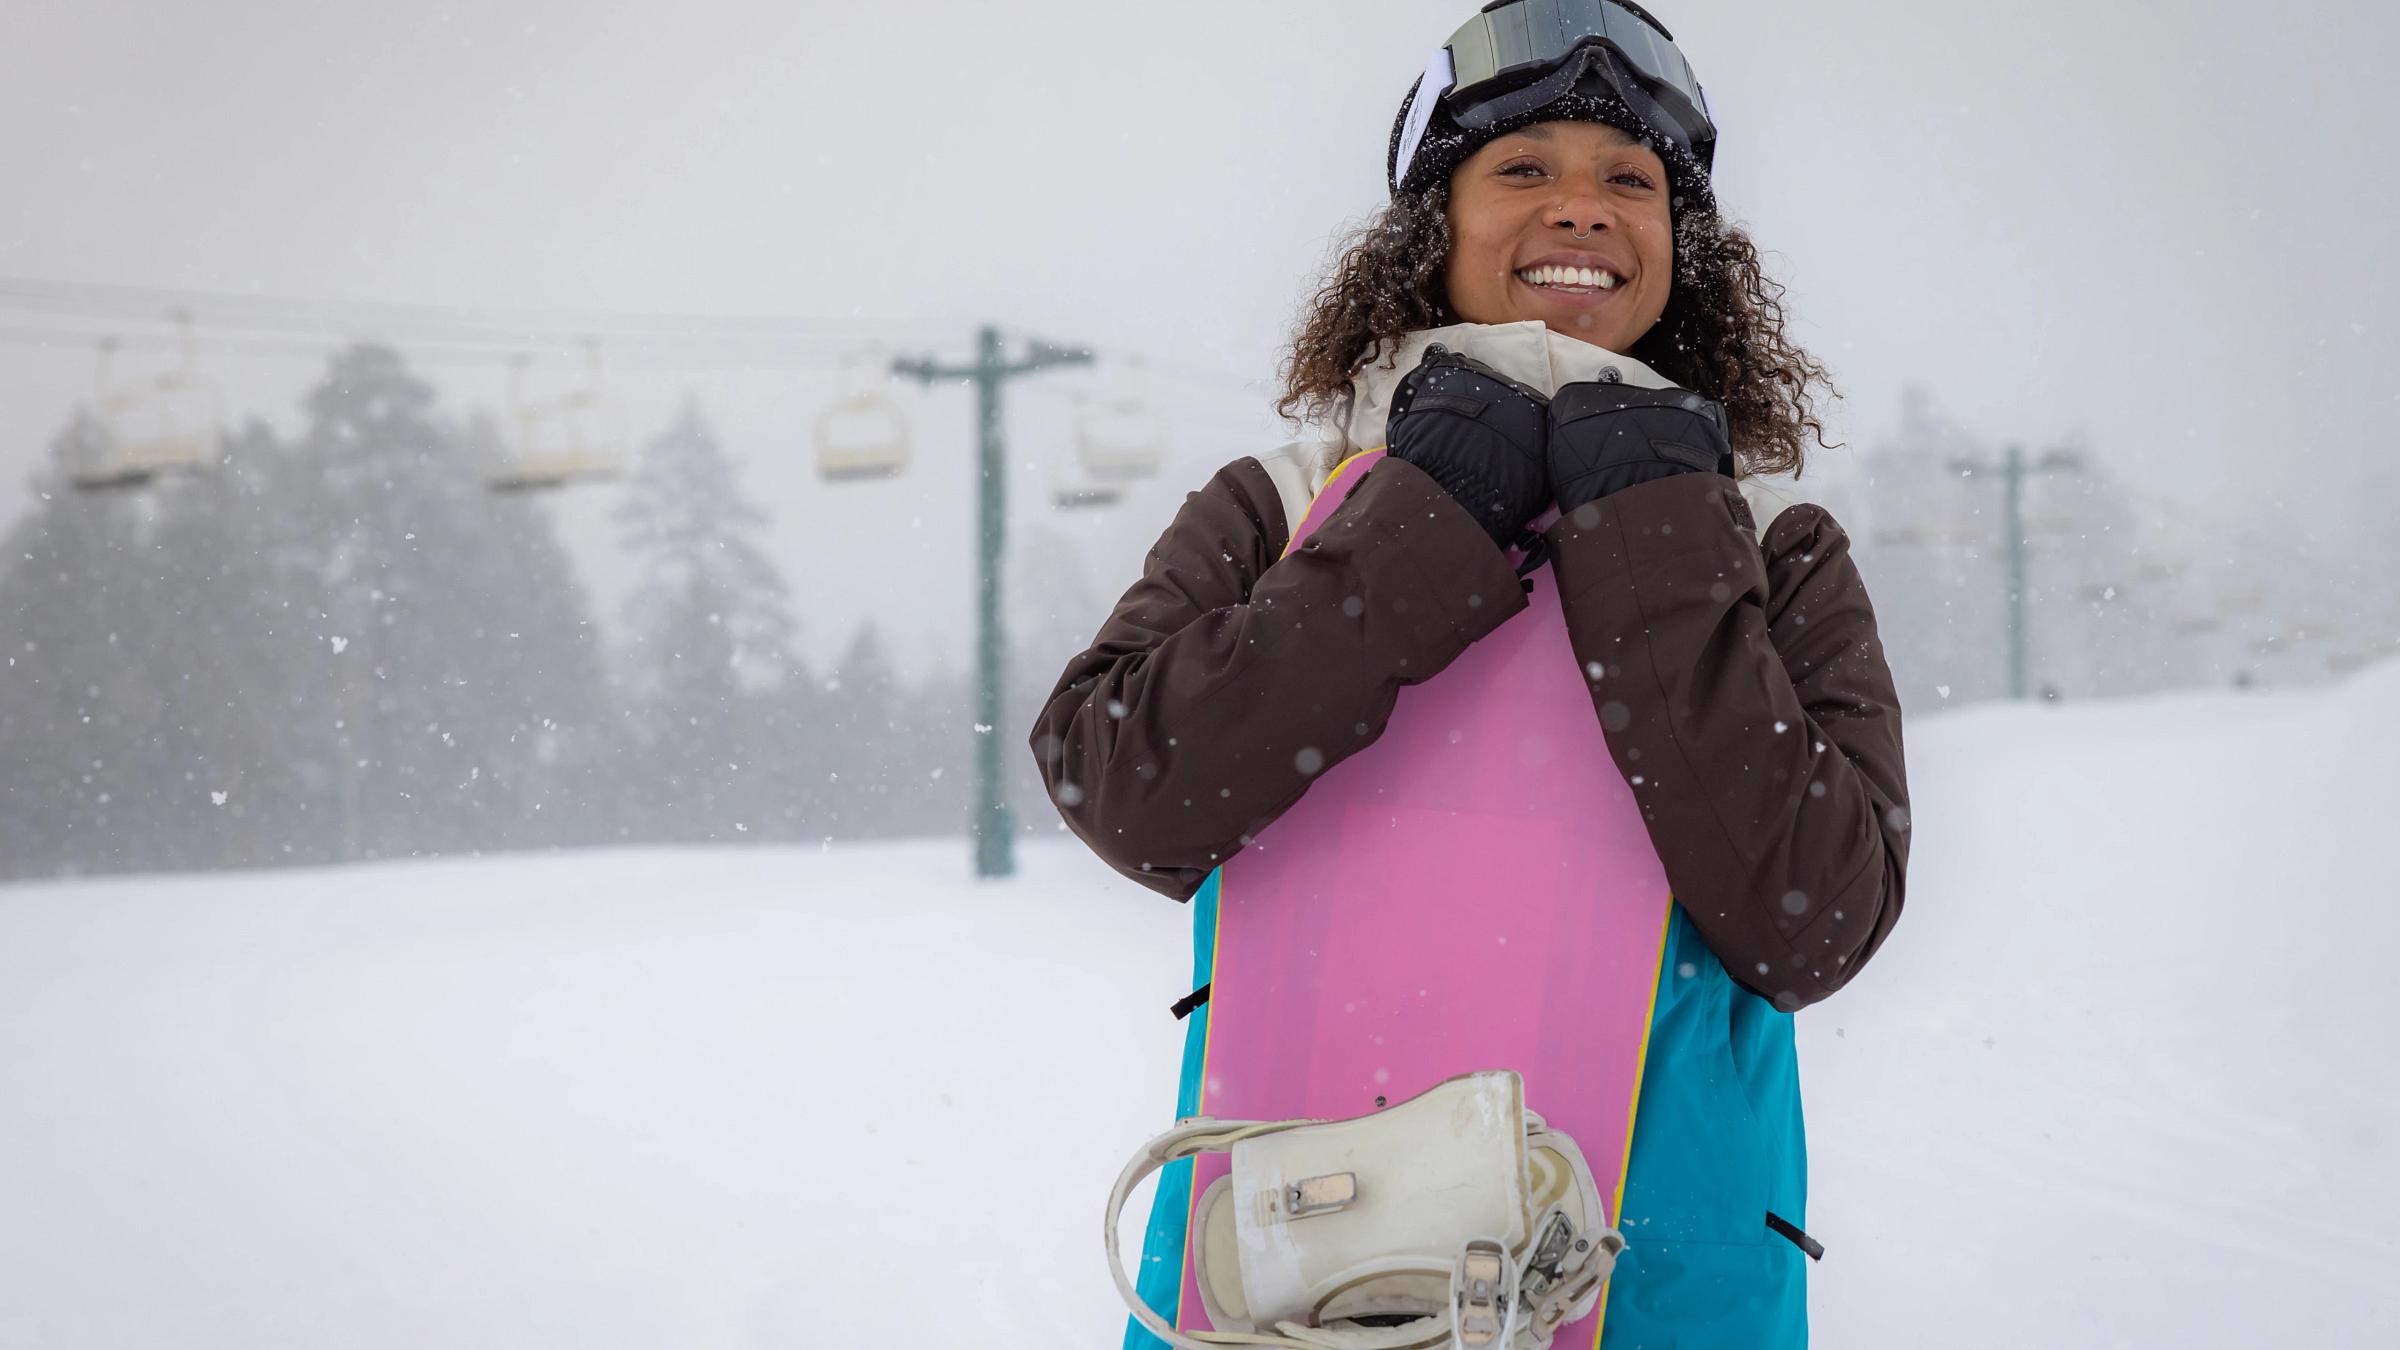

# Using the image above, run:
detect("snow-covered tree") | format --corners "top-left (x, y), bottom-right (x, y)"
top-left (0, 415), bottom-right (164, 875)
top-left (612, 396), bottom-right (801, 841)
top-left (814, 620), bottom-right (903, 837)
top-left (281, 345), bottom-right (610, 860)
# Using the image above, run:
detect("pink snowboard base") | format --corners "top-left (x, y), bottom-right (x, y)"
top-left (1179, 452), bottom-right (1674, 1348)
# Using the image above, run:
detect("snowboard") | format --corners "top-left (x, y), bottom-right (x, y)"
top-left (1172, 448), bottom-right (1678, 1348)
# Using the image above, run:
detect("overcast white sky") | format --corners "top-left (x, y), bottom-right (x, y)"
top-left (2, 0), bottom-right (2393, 674)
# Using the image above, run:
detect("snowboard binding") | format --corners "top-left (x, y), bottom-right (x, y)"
top-left (1105, 1071), bottom-right (1625, 1350)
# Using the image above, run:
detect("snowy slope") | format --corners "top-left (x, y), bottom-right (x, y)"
top-left (1804, 660), bottom-right (2400, 1347)
top-left (2, 661), bottom-right (2395, 1348)
top-left (0, 842), bottom-right (1189, 1348)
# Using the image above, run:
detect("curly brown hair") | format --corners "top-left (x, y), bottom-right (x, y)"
top-left (1276, 183), bottom-right (1837, 478)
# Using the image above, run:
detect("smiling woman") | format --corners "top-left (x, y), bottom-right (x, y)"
top-left (1037, 5), bottom-right (1908, 1349)
top-left (1280, 65), bottom-right (1833, 479)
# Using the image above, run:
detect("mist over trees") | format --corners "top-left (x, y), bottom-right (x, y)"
top-left (611, 397), bottom-right (805, 843)
top-left (1, 354), bottom-right (2388, 884)
top-left (1810, 384), bottom-right (2396, 713)
top-left (0, 345), bottom-right (1014, 882)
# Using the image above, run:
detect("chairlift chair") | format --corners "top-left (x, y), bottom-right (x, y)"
top-left (815, 394), bottom-right (911, 482)
top-left (489, 340), bottom-right (629, 492)
top-left (1046, 436), bottom-right (1125, 510)
top-left (815, 349), bottom-right (911, 483)
top-left (2215, 582), bottom-right (2269, 616)
top-left (1073, 362), bottom-right (1166, 482)
top-left (72, 313), bottom-right (223, 491)
top-left (2286, 613), bottom-right (2342, 641)
top-left (1051, 480), bottom-right (1125, 511)
top-left (1871, 518), bottom-right (1981, 549)
top-left (2328, 634), bottom-right (2399, 675)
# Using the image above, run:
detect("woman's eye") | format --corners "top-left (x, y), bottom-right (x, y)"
top-left (1610, 170), bottom-right (1657, 189)
top-left (1499, 162), bottom-right (1547, 178)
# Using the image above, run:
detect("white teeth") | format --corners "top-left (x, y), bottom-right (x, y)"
top-left (1519, 265), bottom-right (1620, 290)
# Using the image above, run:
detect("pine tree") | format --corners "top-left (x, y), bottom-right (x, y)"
top-left (1, 349), bottom-right (613, 877)
top-left (1009, 524), bottom-right (1106, 839)
top-left (288, 344), bottom-right (610, 861)
top-left (612, 396), bottom-right (800, 841)
top-left (0, 415), bottom-right (159, 876)
top-left (138, 418), bottom-right (346, 869)
top-left (817, 621), bottom-right (903, 837)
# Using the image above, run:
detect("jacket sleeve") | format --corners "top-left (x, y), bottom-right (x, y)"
top-left (1030, 455), bottom-right (1528, 901)
top-left (1544, 473), bottom-right (1910, 1009)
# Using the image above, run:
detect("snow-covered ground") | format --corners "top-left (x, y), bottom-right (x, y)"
top-left (3, 661), bottom-right (2395, 1348)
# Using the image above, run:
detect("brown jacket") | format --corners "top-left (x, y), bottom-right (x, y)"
top-left (1029, 428), bottom-right (1908, 1011)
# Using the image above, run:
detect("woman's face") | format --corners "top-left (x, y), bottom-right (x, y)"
top-left (1443, 120), bottom-right (1675, 353)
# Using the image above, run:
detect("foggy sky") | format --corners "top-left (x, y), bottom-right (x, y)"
top-left (2, 0), bottom-right (2393, 676)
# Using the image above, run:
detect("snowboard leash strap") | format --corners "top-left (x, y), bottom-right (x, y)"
top-left (1171, 983), bottom-right (1213, 1021)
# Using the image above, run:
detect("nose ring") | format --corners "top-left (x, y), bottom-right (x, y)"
top-left (1571, 226), bottom-right (1591, 239)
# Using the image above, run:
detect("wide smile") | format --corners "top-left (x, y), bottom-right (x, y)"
top-left (1513, 259), bottom-right (1630, 309)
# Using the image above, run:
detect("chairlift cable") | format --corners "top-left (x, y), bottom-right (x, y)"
top-left (2, 277), bottom-right (1280, 397)
top-left (0, 321), bottom-right (873, 373)
top-left (0, 273), bottom-right (950, 343)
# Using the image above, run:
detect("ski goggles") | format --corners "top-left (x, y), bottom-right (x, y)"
top-left (1395, 0), bottom-right (1716, 190)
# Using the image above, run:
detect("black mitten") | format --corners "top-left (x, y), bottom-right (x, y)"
top-left (1548, 379), bottom-right (1736, 514)
top-left (1384, 346), bottom-right (1551, 551)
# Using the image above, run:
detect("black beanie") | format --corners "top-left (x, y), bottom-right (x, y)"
top-left (1384, 62), bottom-right (1717, 214)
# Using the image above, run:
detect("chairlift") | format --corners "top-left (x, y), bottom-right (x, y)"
top-left (1051, 482), bottom-right (1126, 510)
top-left (2244, 607), bottom-right (2339, 654)
top-left (2215, 583), bottom-right (2269, 616)
top-left (2208, 581), bottom-right (2265, 619)
top-left (816, 350), bottom-right (911, 483)
top-left (2328, 635), bottom-right (2399, 675)
top-left (489, 339), bottom-right (629, 492)
top-left (1871, 518), bottom-right (1981, 549)
top-left (72, 311), bottom-right (223, 491)
top-left (1073, 361), bottom-right (1166, 482)
top-left (1048, 446), bottom-right (1125, 510)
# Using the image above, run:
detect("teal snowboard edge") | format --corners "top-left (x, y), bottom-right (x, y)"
top-left (1122, 869), bottom-right (1221, 1350)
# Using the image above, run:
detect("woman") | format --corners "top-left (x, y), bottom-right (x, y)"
top-left (1035, 4), bottom-right (1908, 1346)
